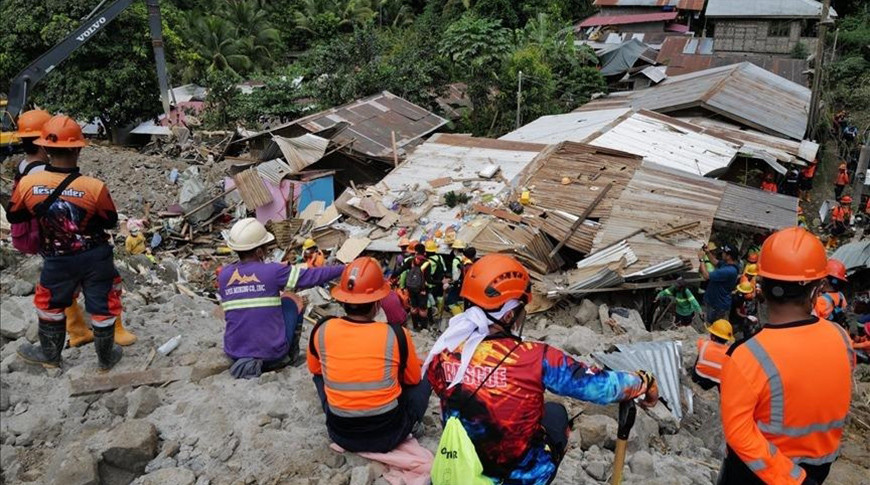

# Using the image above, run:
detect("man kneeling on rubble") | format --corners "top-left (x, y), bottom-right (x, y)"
top-left (219, 218), bottom-right (344, 379)
top-left (307, 257), bottom-right (431, 453)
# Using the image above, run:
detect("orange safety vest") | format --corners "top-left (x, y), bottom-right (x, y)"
top-left (306, 317), bottom-right (421, 417)
top-left (720, 318), bottom-right (854, 484)
top-left (695, 338), bottom-right (729, 384)
top-left (800, 164), bottom-right (816, 179)
top-left (835, 171), bottom-right (849, 186)
top-left (830, 206), bottom-right (847, 223)
top-left (305, 250), bottom-right (325, 268)
top-left (761, 181), bottom-right (778, 193)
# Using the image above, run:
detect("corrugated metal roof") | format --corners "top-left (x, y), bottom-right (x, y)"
top-left (235, 91), bottom-right (447, 160)
top-left (592, 161), bottom-right (724, 271)
top-left (830, 241), bottom-right (870, 274)
top-left (577, 62), bottom-right (811, 140)
top-left (706, 0), bottom-right (836, 18)
top-left (500, 108), bottom-right (633, 144)
top-left (366, 134), bottom-right (547, 252)
top-left (599, 39), bottom-right (660, 76)
top-left (593, 340), bottom-right (684, 420)
top-left (657, 37), bottom-right (810, 85)
top-left (681, 117), bottom-right (817, 164)
top-left (578, 11), bottom-right (678, 27)
top-left (715, 183), bottom-right (799, 231)
top-left (517, 142), bottom-right (643, 253)
top-left (676, 0), bottom-right (705, 11)
top-left (594, 0), bottom-right (679, 6)
top-left (581, 110), bottom-right (741, 176)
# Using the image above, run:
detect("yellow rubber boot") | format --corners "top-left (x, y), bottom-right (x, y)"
top-left (114, 315), bottom-right (138, 346)
top-left (66, 303), bottom-right (94, 347)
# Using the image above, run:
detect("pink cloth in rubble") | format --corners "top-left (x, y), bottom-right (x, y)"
top-left (329, 437), bottom-right (434, 485)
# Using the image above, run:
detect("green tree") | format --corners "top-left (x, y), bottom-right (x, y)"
top-left (293, 0), bottom-right (377, 43)
top-left (183, 15), bottom-right (252, 77)
top-left (202, 69), bottom-right (240, 128)
top-left (230, 66), bottom-right (312, 125)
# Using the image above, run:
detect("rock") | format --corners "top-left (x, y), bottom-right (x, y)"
top-left (574, 299), bottom-right (601, 328)
top-left (144, 456), bottom-right (177, 473)
top-left (647, 402), bottom-right (679, 435)
top-left (577, 414), bottom-right (617, 451)
top-left (127, 386), bottom-right (161, 418)
top-left (585, 460), bottom-right (608, 481)
top-left (25, 321), bottom-right (38, 343)
top-left (0, 300), bottom-right (27, 339)
top-left (563, 325), bottom-right (601, 356)
top-left (598, 304), bottom-right (615, 337)
top-left (8, 279), bottom-right (35, 296)
top-left (629, 408), bottom-right (659, 453)
top-left (211, 437), bottom-right (239, 462)
top-left (611, 308), bottom-right (648, 335)
top-left (0, 445), bottom-right (18, 471)
top-left (103, 390), bottom-right (129, 417)
top-left (100, 420), bottom-right (159, 473)
top-left (161, 440), bottom-right (181, 458)
top-left (138, 467), bottom-right (196, 485)
top-left (629, 450), bottom-right (655, 476)
top-left (0, 387), bottom-right (9, 412)
top-left (46, 445), bottom-right (100, 485)
top-left (349, 465), bottom-right (375, 485)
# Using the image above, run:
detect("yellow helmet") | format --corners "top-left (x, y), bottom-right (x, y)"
top-left (302, 238), bottom-right (317, 250)
top-left (736, 282), bottom-right (754, 294)
top-left (425, 240), bottom-right (438, 253)
top-left (744, 263), bottom-right (758, 276)
top-left (706, 241), bottom-right (717, 251)
top-left (452, 239), bottom-right (467, 250)
top-left (708, 319), bottom-right (734, 341)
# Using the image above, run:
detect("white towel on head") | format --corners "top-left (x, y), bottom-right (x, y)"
top-left (422, 299), bottom-right (521, 388)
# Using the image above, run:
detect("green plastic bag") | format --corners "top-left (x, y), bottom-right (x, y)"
top-left (431, 416), bottom-right (493, 485)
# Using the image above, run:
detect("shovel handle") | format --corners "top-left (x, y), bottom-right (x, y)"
top-left (611, 400), bottom-right (636, 485)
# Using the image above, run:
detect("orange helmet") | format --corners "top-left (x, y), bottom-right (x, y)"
top-left (407, 240), bottom-right (420, 254)
top-left (840, 195), bottom-right (852, 204)
top-left (398, 237), bottom-right (411, 248)
top-left (838, 163), bottom-right (846, 171)
top-left (460, 254), bottom-right (532, 311)
top-left (14, 109), bottom-right (52, 139)
top-left (757, 227), bottom-right (827, 282)
top-left (331, 257), bottom-right (391, 304)
top-left (34, 115), bottom-right (87, 148)
top-left (826, 259), bottom-right (848, 282)
top-left (746, 252), bottom-right (758, 263)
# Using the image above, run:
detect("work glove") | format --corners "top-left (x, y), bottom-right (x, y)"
top-left (636, 370), bottom-right (659, 409)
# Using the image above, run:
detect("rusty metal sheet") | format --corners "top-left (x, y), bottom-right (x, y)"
top-left (715, 183), bottom-right (799, 231)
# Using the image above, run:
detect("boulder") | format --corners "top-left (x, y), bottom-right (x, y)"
top-left (0, 298), bottom-right (27, 339)
top-left (8, 279), bottom-right (35, 297)
top-left (584, 460), bottom-right (608, 481)
top-left (127, 387), bottom-right (161, 419)
top-left (563, 325), bottom-right (602, 357)
top-left (103, 390), bottom-right (129, 417)
top-left (45, 445), bottom-right (100, 485)
top-left (628, 450), bottom-right (655, 477)
top-left (137, 467), bottom-right (196, 485)
top-left (100, 420), bottom-right (159, 473)
top-left (576, 414), bottom-right (617, 451)
top-left (611, 308), bottom-right (648, 335)
top-left (349, 465), bottom-right (375, 485)
top-left (647, 402), bottom-right (680, 435)
top-left (574, 299), bottom-right (601, 328)
top-left (629, 408), bottom-right (660, 453)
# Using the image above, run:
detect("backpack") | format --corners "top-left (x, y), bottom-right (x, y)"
top-left (405, 264), bottom-right (426, 293)
top-left (431, 340), bottom-right (521, 485)
top-left (428, 254), bottom-right (446, 281)
top-left (11, 171), bottom-right (80, 255)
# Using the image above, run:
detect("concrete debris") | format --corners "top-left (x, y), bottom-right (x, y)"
top-left (99, 420), bottom-right (159, 474)
top-left (135, 467), bottom-right (196, 485)
top-left (45, 444), bottom-right (100, 485)
top-left (126, 387), bottom-right (161, 419)
top-left (576, 414), bottom-right (618, 451)
top-left (0, 297), bottom-right (29, 339)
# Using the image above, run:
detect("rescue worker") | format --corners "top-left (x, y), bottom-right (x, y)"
top-left (734, 282), bottom-right (759, 338)
top-left (307, 257), bottom-right (430, 452)
top-left (423, 239), bottom-right (447, 317)
top-left (11, 109), bottom-right (51, 180)
top-left (388, 237), bottom-right (411, 274)
top-left (814, 259), bottom-right (849, 327)
top-left (781, 168), bottom-right (800, 197)
top-left (444, 239), bottom-right (471, 316)
top-left (699, 243), bottom-right (740, 324)
top-left (655, 276), bottom-right (702, 326)
top-left (125, 225), bottom-right (147, 255)
top-left (719, 227), bottom-right (855, 485)
top-left (401, 243), bottom-right (431, 329)
top-left (761, 173), bottom-right (778, 193)
top-left (827, 198), bottom-right (851, 249)
top-left (740, 263), bottom-right (758, 287)
top-left (219, 219), bottom-right (344, 378)
top-left (302, 238), bottom-right (325, 268)
top-left (799, 158), bottom-right (818, 202)
top-left (692, 319), bottom-right (733, 390)
top-left (425, 254), bottom-right (659, 485)
top-left (797, 206), bottom-right (808, 228)
top-left (834, 163), bottom-right (849, 200)
top-left (701, 241), bottom-right (717, 273)
top-left (7, 115), bottom-right (124, 370)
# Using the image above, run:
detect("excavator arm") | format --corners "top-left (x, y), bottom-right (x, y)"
top-left (2, 0), bottom-right (171, 130)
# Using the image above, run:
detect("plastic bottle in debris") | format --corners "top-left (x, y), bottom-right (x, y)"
top-left (158, 335), bottom-right (182, 355)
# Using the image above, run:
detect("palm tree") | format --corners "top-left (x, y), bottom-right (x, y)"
top-left (221, 0), bottom-right (282, 69)
top-left (184, 15), bottom-right (252, 76)
top-left (292, 0), bottom-right (376, 34)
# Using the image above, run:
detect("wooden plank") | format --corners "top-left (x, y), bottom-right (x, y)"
top-left (377, 211), bottom-right (399, 229)
top-left (549, 183), bottom-right (613, 258)
top-left (335, 237), bottom-right (371, 263)
top-left (428, 177), bottom-right (451, 188)
top-left (233, 168), bottom-right (273, 209)
top-left (70, 367), bottom-right (193, 396)
top-left (473, 204), bottom-right (522, 223)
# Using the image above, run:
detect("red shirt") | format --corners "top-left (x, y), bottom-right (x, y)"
top-left (835, 171), bottom-right (850, 186)
top-left (761, 181), bottom-right (778, 193)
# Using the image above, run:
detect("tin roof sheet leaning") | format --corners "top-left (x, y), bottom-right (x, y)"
top-left (593, 340), bottom-right (684, 420)
top-left (715, 183), bottom-right (800, 231)
top-left (576, 62), bottom-right (812, 140)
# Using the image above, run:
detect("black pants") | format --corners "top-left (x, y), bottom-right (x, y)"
top-left (542, 402), bottom-right (570, 464)
top-left (313, 375), bottom-right (432, 452)
top-left (717, 447), bottom-right (831, 484)
top-left (835, 184), bottom-right (845, 200)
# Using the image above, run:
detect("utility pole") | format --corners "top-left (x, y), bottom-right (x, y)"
top-left (853, 143), bottom-right (869, 216)
top-left (806, 0), bottom-right (832, 140)
top-left (516, 70), bottom-right (523, 130)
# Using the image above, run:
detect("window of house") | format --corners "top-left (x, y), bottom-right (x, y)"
top-left (768, 20), bottom-right (791, 37)
top-left (800, 20), bottom-right (818, 37)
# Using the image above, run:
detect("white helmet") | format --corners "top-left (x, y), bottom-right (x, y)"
top-left (227, 218), bottom-right (275, 252)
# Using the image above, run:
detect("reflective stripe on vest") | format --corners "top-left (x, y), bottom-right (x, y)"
top-left (746, 338), bottom-right (848, 458)
top-left (285, 265), bottom-right (302, 291)
top-left (318, 320), bottom-right (399, 418)
top-left (221, 296), bottom-right (281, 311)
top-left (746, 443), bottom-right (805, 478)
top-left (695, 340), bottom-right (725, 384)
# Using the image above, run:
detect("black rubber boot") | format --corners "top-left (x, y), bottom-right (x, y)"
top-left (17, 321), bottom-right (66, 368)
top-left (288, 321), bottom-right (304, 366)
top-left (93, 322), bottom-right (123, 371)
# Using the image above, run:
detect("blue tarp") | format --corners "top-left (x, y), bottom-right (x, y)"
top-left (297, 175), bottom-right (334, 213)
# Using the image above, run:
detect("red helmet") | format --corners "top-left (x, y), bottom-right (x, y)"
top-left (757, 227), bottom-right (827, 282)
top-left (840, 196), bottom-right (852, 204)
top-left (331, 257), bottom-right (391, 304)
top-left (460, 254), bottom-right (532, 310)
top-left (826, 259), bottom-right (848, 282)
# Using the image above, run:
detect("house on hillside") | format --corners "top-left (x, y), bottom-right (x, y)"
top-left (575, 0), bottom-right (705, 37)
top-left (705, 0), bottom-right (837, 55)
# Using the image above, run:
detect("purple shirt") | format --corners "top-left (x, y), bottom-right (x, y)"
top-left (381, 290), bottom-right (407, 326)
top-left (219, 262), bottom-right (344, 360)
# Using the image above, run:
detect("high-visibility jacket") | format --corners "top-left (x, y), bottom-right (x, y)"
top-left (800, 164), bottom-right (816, 179)
top-left (307, 317), bottom-right (422, 418)
top-left (830, 206), bottom-right (848, 223)
top-left (305, 250), bottom-right (325, 268)
top-left (814, 292), bottom-right (847, 322)
top-left (835, 171), bottom-right (850, 186)
top-left (720, 317), bottom-right (855, 484)
top-left (761, 181), bottom-right (778, 193)
top-left (695, 338), bottom-right (729, 384)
